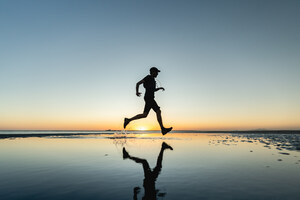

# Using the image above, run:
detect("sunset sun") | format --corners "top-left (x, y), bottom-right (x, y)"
top-left (137, 126), bottom-right (147, 131)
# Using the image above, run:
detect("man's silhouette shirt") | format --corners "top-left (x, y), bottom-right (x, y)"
top-left (143, 75), bottom-right (156, 100)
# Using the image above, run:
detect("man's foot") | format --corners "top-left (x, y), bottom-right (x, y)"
top-left (162, 142), bottom-right (173, 150)
top-left (123, 147), bottom-right (130, 159)
top-left (123, 118), bottom-right (130, 129)
top-left (162, 127), bottom-right (173, 135)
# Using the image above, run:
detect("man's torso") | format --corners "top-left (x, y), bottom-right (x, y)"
top-left (143, 75), bottom-right (156, 100)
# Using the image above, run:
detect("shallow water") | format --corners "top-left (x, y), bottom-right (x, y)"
top-left (0, 132), bottom-right (299, 200)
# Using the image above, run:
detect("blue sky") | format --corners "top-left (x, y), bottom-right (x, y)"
top-left (0, 0), bottom-right (299, 130)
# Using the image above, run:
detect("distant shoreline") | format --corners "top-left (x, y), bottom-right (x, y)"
top-left (0, 130), bottom-right (299, 139)
top-left (0, 130), bottom-right (299, 133)
top-left (0, 129), bottom-right (299, 132)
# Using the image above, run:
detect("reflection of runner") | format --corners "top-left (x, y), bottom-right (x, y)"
top-left (124, 67), bottom-right (172, 135)
top-left (123, 142), bottom-right (173, 200)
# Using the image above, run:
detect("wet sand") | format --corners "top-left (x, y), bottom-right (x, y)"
top-left (0, 132), bottom-right (299, 200)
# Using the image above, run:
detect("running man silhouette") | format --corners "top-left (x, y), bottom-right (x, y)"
top-left (124, 67), bottom-right (172, 135)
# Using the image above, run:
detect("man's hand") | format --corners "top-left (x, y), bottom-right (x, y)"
top-left (160, 87), bottom-right (165, 91)
top-left (136, 92), bottom-right (142, 97)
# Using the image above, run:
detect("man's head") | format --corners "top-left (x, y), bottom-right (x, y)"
top-left (150, 67), bottom-right (160, 77)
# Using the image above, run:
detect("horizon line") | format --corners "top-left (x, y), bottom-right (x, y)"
top-left (0, 129), bottom-right (300, 132)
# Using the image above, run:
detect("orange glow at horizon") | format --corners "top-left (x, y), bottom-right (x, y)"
top-left (0, 113), bottom-right (299, 130)
top-left (1, 120), bottom-right (300, 131)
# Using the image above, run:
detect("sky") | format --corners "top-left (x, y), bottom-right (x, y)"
top-left (0, 0), bottom-right (299, 130)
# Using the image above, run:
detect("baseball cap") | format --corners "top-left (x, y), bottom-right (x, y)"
top-left (150, 67), bottom-right (161, 73)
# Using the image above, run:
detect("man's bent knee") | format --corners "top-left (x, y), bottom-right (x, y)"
top-left (142, 112), bottom-right (149, 118)
top-left (155, 109), bottom-right (161, 115)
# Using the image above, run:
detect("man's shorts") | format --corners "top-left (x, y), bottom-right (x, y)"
top-left (143, 98), bottom-right (160, 114)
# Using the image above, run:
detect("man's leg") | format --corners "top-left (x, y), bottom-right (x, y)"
top-left (129, 112), bottom-right (148, 121)
top-left (155, 109), bottom-right (164, 130)
top-left (154, 108), bottom-right (172, 135)
top-left (124, 100), bottom-right (151, 129)
top-left (124, 111), bottom-right (149, 129)
top-left (151, 100), bottom-right (164, 130)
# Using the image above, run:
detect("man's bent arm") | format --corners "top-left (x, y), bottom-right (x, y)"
top-left (155, 87), bottom-right (165, 92)
top-left (136, 79), bottom-right (144, 96)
